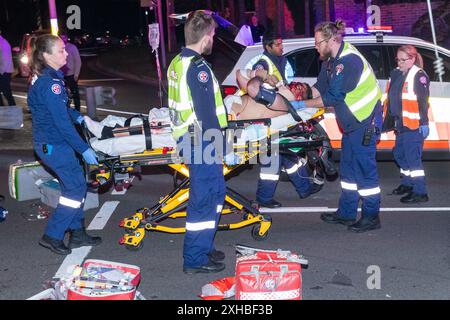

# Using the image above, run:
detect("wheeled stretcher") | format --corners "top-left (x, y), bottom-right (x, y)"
top-left (83, 109), bottom-right (336, 251)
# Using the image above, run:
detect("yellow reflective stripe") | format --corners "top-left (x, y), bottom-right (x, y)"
top-left (59, 196), bottom-right (82, 208)
top-left (348, 86), bottom-right (380, 113)
top-left (358, 187), bottom-right (381, 197)
top-left (185, 220), bottom-right (216, 231)
top-left (357, 67), bottom-right (371, 87)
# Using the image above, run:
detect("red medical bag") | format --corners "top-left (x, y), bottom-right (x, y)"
top-left (235, 250), bottom-right (304, 300)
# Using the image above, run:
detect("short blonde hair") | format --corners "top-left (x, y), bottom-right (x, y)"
top-left (184, 11), bottom-right (217, 46)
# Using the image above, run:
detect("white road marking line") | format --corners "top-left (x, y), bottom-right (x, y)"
top-left (53, 246), bottom-right (92, 280)
top-left (51, 201), bottom-right (120, 281)
top-left (87, 201), bottom-right (120, 230)
top-left (260, 207), bottom-right (450, 213)
top-left (111, 176), bottom-right (135, 195)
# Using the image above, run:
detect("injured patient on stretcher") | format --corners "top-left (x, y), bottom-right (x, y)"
top-left (84, 71), bottom-right (322, 156)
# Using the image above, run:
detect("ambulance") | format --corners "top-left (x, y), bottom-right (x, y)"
top-left (222, 29), bottom-right (450, 156)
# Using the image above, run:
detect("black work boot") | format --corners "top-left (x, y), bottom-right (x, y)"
top-left (347, 216), bottom-right (381, 233)
top-left (39, 234), bottom-right (72, 255)
top-left (392, 184), bottom-right (413, 195)
top-left (68, 227), bottom-right (102, 249)
top-left (208, 249), bottom-right (225, 262)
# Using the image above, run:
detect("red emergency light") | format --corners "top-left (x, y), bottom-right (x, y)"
top-left (367, 26), bottom-right (393, 33)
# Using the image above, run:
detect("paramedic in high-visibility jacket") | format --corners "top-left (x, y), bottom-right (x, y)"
top-left (291, 20), bottom-right (383, 233)
top-left (28, 34), bottom-right (101, 255)
top-left (382, 45), bottom-right (430, 203)
top-left (252, 32), bottom-right (320, 208)
top-left (167, 11), bottom-right (228, 274)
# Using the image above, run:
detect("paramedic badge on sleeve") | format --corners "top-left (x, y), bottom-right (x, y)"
top-left (51, 84), bottom-right (62, 95)
top-left (419, 76), bottom-right (428, 85)
top-left (198, 70), bottom-right (209, 83)
top-left (335, 64), bottom-right (344, 76)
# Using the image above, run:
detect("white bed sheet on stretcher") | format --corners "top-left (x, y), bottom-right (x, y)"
top-left (89, 106), bottom-right (320, 156)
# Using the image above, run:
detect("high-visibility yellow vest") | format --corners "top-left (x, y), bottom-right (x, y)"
top-left (259, 54), bottom-right (284, 82)
top-left (339, 42), bottom-right (382, 122)
top-left (167, 54), bottom-right (228, 140)
top-left (236, 53), bottom-right (286, 96)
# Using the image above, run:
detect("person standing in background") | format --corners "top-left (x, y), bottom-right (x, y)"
top-left (60, 31), bottom-right (82, 111)
top-left (249, 14), bottom-right (265, 44)
top-left (0, 30), bottom-right (16, 106)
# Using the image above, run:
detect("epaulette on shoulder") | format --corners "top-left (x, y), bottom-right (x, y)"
top-left (192, 55), bottom-right (204, 67)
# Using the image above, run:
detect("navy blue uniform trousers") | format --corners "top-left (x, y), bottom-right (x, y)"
top-left (184, 162), bottom-right (226, 268)
top-left (35, 143), bottom-right (87, 240)
top-left (256, 153), bottom-right (312, 203)
top-left (393, 130), bottom-right (427, 195)
top-left (338, 125), bottom-right (380, 218)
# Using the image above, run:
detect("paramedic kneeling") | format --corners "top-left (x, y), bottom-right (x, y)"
top-left (292, 20), bottom-right (383, 233)
top-left (252, 32), bottom-right (320, 208)
top-left (28, 34), bottom-right (101, 255)
top-left (168, 11), bottom-right (228, 274)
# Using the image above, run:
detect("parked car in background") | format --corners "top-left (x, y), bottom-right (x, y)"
top-left (222, 32), bottom-right (450, 156)
top-left (14, 30), bottom-right (50, 78)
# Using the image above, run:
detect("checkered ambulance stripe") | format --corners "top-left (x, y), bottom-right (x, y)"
top-left (239, 289), bottom-right (300, 300)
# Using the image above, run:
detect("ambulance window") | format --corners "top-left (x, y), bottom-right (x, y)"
top-left (286, 48), bottom-right (321, 77)
top-left (416, 47), bottom-right (450, 82)
top-left (353, 45), bottom-right (387, 79)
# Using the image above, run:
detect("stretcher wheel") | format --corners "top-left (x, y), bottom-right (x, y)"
top-left (125, 241), bottom-right (144, 251)
top-left (251, 224), bottom-right (269, 241)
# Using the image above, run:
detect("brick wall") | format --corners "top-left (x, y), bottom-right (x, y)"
top-left (333, 0), bottom-right (444, 36)
top-left (334, 0), bottom-right (366, 30)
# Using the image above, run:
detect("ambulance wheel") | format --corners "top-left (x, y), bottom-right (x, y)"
top-left (251, 224), bottom-right (269, 241)
top-left (125, 241), bottom-right (144, 251)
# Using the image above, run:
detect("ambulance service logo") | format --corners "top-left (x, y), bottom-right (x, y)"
top-left (51, 84), bottom-right (61, 95)
top-left (336, 64), bottom-right (344, 76)
top-left (198, 71), bottom-right (209, 83)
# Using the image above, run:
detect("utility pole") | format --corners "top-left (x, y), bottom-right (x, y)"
top-left (166, 0), bottom-right (176, 53)
top-left (48, 0), bottom-right (58, 35)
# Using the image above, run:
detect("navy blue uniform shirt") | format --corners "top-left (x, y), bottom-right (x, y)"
top-left (182, 47), bottom-right (221, 133)
top-left (28, 66), bottom-right (88, 154)
top-left (314, 41), bottom-right (381, 133)
top-left (252, 51), bottom-right (288, 83)
top-left (387, 67), bottom-right (430, 131)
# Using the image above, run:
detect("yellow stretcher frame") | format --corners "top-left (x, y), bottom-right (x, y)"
top-left (86, 118), bottom-right (327, 251)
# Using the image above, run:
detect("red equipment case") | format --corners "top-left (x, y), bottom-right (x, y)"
top-left (235, 249), bottom-right (305, 300)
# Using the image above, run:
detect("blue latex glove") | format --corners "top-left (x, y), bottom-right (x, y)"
top-left (82, 148), bottom-right (99, 165)
top-left (76, 115), bottom-right (84, 125)
top-left (291, 100), bottom-right (306, 111)
top-left (224, 152), bottom-right (239, 166)
top-left (419, 125), bottom-right (429, 139)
